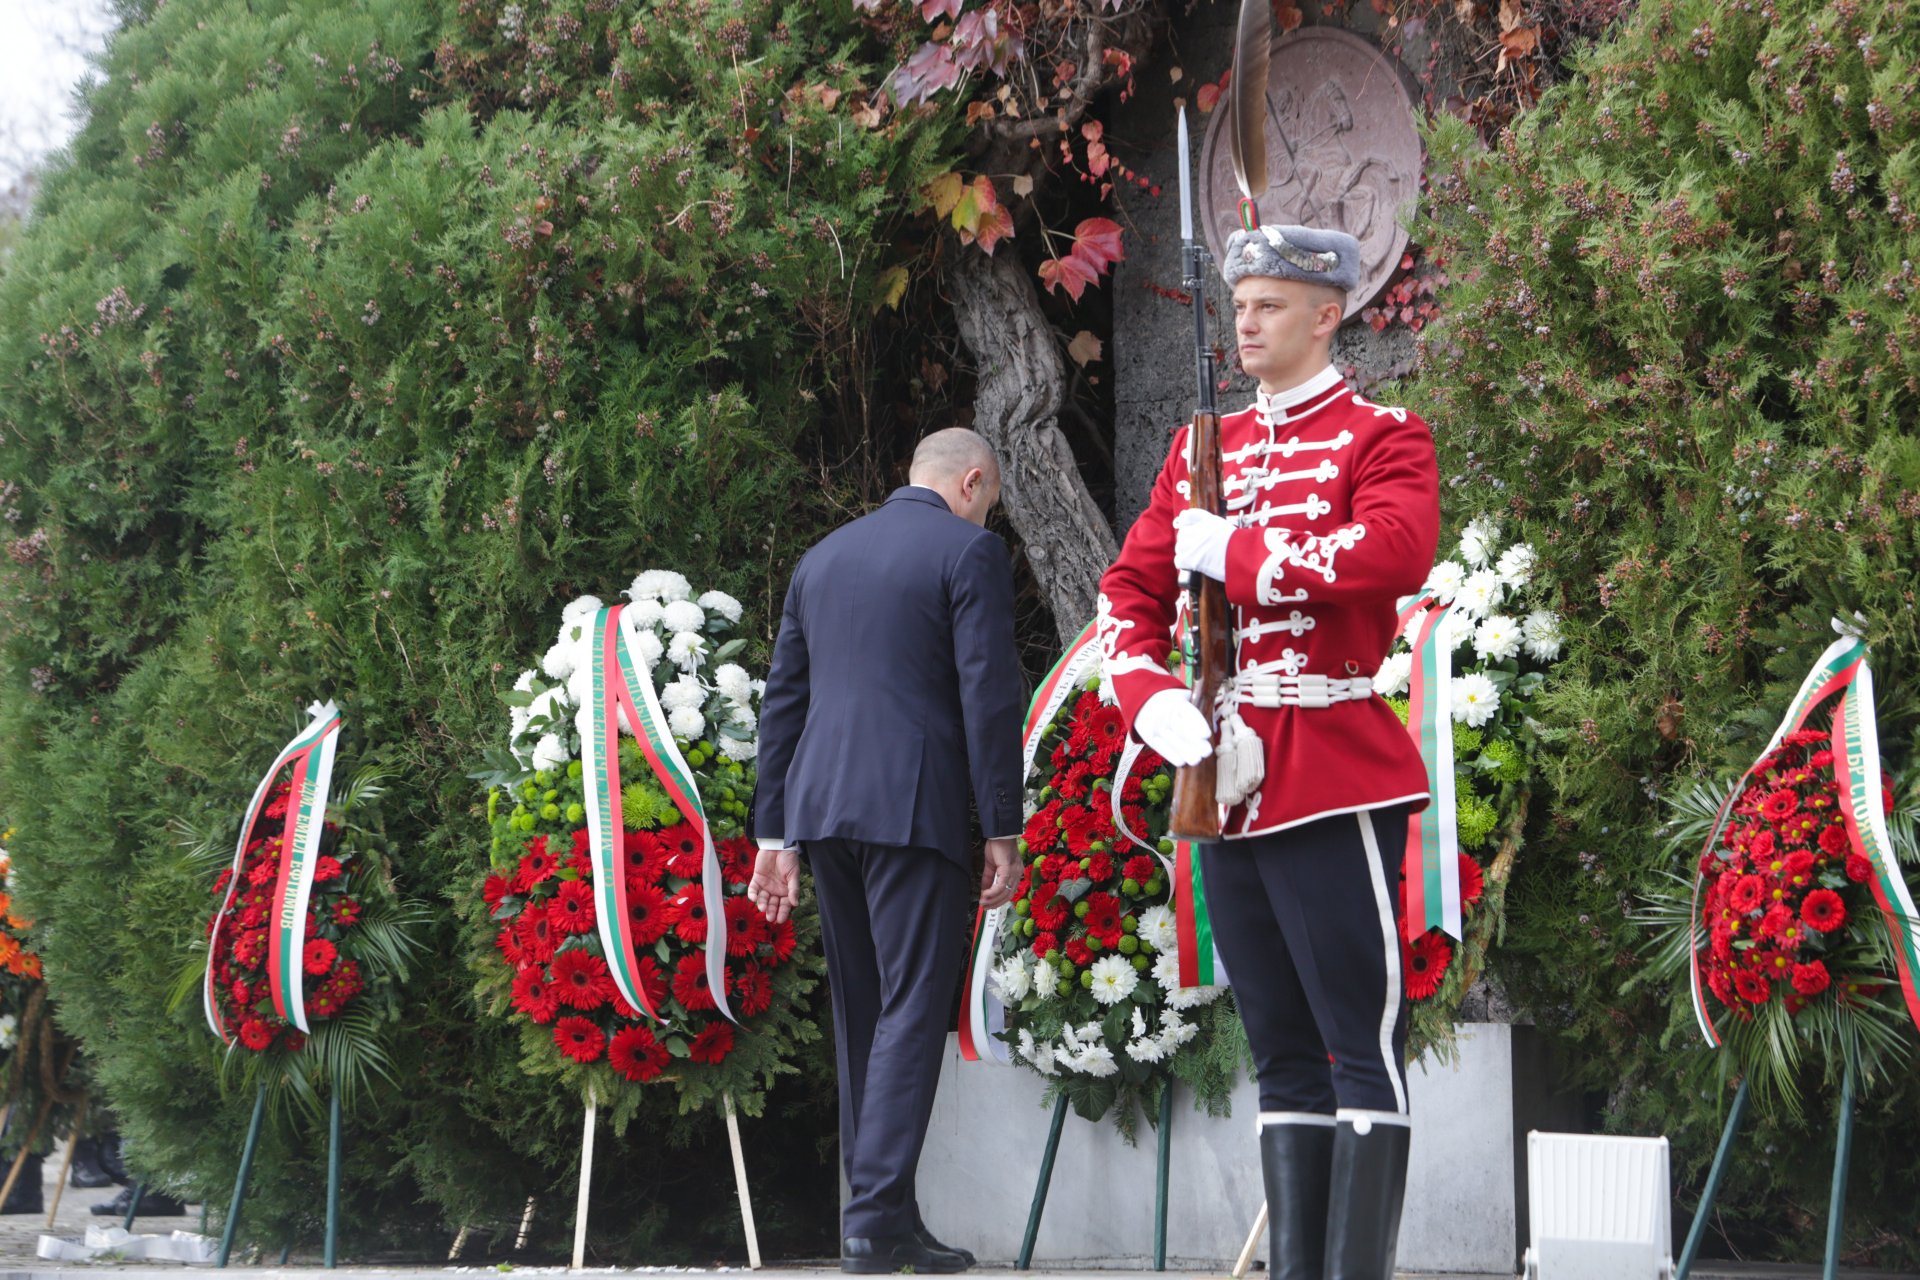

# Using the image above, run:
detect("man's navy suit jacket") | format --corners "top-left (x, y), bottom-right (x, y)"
top-left (752, 486), bottom-right (1024, 865)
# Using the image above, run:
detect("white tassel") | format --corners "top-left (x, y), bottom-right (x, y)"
top-left (1213, 710), bottom-right (1265, 807)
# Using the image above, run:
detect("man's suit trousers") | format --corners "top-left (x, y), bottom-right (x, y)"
top-left (1201, 805), bottom-right (1413, 1117)
top-left (806, 838), bottom-right (970, 1240)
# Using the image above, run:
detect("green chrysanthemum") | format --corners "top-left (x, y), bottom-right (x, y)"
top-left (1455, 791), bottom-right (1500, 850)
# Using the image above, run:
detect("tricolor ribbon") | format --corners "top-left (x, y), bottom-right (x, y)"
top-left (578, 605), bottom-right (732, 1024)
top-left (205, 700), bottom-right (343, 1041)
top-left (960, 621), bottom-right (1100, 1064)
top-left (1400, 596), bottom-right (1463, 942)
top-left (1688, 623), bottom-right (1920, 1044)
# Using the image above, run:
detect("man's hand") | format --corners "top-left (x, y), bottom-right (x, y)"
top-left (749, 847), bottom-right (802, 924)
top-left (980, 837), bottom-right (1022, 910)
top-left (1172, 508), bottom-right (1235, 582)
top-left (1135, 688), bottom-right (1215, 767)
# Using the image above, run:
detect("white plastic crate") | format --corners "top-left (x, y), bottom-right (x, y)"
top-left (1522, 1131), bottom-right (1673, 1280)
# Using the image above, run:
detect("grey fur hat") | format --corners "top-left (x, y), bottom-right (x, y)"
top-left (1221, 223), bottom-right (1362, 292)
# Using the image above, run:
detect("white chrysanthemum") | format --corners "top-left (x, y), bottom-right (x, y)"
top-left (628, 599), bottom-right (666, 631)
top-left (527, 686), bottom-right (570, 731)
top-left (1159, 1007), bottom-right (1204, 1046)
top-left (752, 678), bottom-right (767, 699)
top-left (1073, 1041), bottom-right (1119, 1078)
top-left (634, 629), bottom-right (665, 666)
top-left (540, 640), bottom-right (579, 681)
top-left (1088, 954), bottom-right (1139, 1006)
top-left (1424, 559), bottom-right (1467, 602)
top-left (1522, 609), bottom-right (1564, 662)
top-left (1126, 1008), bottom-right (1169, 1063)
top-left (697, 590), bottom-right (744, 624)
top-left (667, 630), bottom-right (708, 671)
top-left (713, 662), bottom-right (754, 705)
top-left (566, 663), bottom-right (591, 707)
top-left (1460, 514), bottom-right (1500, 567)
top-left (531, 733), bottom-right (570, 772)
top-left (1016, 1029), bottom-right (1058, 1076)
top-left (628, 570), bottom-right (692, 603)
top-left (512, 669), bottom-right (537, 693)
top-left (718, 735), bottom-right (758, 762)
top-left (1152, 948), bottom-right (1182, 991)
top-left (660, 677), bottom-right (706, 713)
top-left (1455, 569), bottom-right (1504, 619)
top-left (1137, 904), bottom-right (1179, 954)
top-left (1032, 960), bottom-right (1060, 999)
top-left (561, 594), bottom-right (604, 625)
top-left (668, 706), bottom-right (706, 740)
top-left (0, 1014), bottom-right (17, 1050)
top-left (509, 704), bottom-right (532, 743)
top-left (1372, 650), bottom-right (1414, 698)
top-left (990, 956), bottom-right (1032, 1003)
top-left (1472, 614), bottom-right (1523, 663)
top-left (1451, 672), bottom-right (1500, 728)
top-left (662, 600), bottom-right (707, 634)
top-left (726, 703), bottom-right (758, 734)
top-left (1495, 543), bottom-right (1536, 588)
top-left (1437, 608), bottom-right (1477, 652)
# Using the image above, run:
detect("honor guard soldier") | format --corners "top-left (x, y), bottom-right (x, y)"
top-left (1096, 224), bottom-right (1440, 1280)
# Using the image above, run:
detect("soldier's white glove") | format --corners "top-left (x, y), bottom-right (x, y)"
top-left (1135, 688), bottom-right (1214, 767)
top-left (1172, 508), bottom-right (1234, 582)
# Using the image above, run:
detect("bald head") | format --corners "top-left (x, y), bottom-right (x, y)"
top-left (909, 428), bottom-right (1001, 527)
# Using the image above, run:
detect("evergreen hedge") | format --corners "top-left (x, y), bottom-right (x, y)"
top-left (1413, 0), bottom-right (1920, 1261)
top-left (0, 0), bottom-right (950, 1258)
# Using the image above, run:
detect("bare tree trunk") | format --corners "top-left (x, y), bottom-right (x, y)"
top-left (947, 247), bottom-right (1117, 643)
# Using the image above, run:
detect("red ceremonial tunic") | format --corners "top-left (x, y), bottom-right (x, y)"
top-left (1098, 365), bottom-right (1441, 839)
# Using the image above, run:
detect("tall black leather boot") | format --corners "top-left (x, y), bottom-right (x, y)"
top-left (1258, 1114), bottom-right (1334, 1280)
top-left (1, 1153), bottom-right (43, 1215)
top-left (1323, 1110), bottom-right (1410, 1280)
top-left (69, 1135), bottom-right (115, 1189)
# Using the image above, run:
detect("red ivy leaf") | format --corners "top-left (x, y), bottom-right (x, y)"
top-left (1037, 217), bottom-right (1127, 301)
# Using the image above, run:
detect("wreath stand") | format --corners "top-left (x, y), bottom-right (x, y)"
top-left (568, 1089), bottom-right (760, 1270)
top-left (1675, 1067), bottom-right (1856, 1280)
top-left (1016, 1083), bottom-right (1177, 1271)
top-left (214, 1086), bottom-right (346, 1268)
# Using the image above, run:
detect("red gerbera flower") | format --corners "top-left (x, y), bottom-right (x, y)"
top-left (1791, 959), bottom-right (1831, 996)
top-left (1707, 967), bottom-right (1735, 1006)
top-left (1759, 789), bottom-right (1799, 823)
top-left (626, 883), bottom-right (672, 945)
top-left (550, 879), bottom-right (597, 935)
top-left (238, 1019), bottom-right (276, 1052)
top-left (733, 963), bottom-right (772, 1017)
top-left (1459, 854), bottom-right (1486, 907)
top-left (571, 828), bottom-right (593, 860)
top-left (552, 1016), bottom-right (606, 1064)
top-left (331, 897), bottom-right (362, 927)
top-left (263, 787), bottom-right (291, 819)
top-left (688, 1022), bottom-right (734, 1065)
top-left (672, 888), bottom-right (709, 944)
top-left (1783, 849), bottom-right (1815, 889)
top-left (1023, 803), bottom-right (1062, 855)
top-left (511, 966), bottom-right (561, 1023)
top-left (1845, 853), bottom-right (1873, 883)
top-left (213, 868), bottom-right (235, 896)
top-left (660, 822), bottom-right (705, 879)
top-left (1083, 893), bottom-right (1122, 938)
top-left (496, 924), bottom-right (526, 967)
top-left (550, 948), bottom-right (616, 1010)
top-left (517, 904), bottom-right (560, 962)
top-left (229, 979), bottom-right (252, 1008)
top-left (1403, 932), bottom-right (1452, 1001)
top-left (1733, 968), bottom-right (1771, 1003)
top-left (516, 837), bottom-right (557, 892)
top-left (1030, 886), bottom-right (1069, 931)
top-left (765, 917), bottom-right (798, 963)
top-left (247, 859), bottom-right (278, 887)
top-left (232, 930), bottom-right (268, 969)
top-left (1728, 875), bottom-right (1765, 914)
top-left (635, 955), bottom-right (669, 1012)
top-left (724, 897), bottom-right (761, 956)
top-left (1802, 888), bottom-right (1847, 933)
top-left (673, 953), bottom-right (717, 1011)
top-left (239, 901), bottom-right (268, 929)
top-left (624, 830), bottom-right (671, 883)
top-left (302, 938), bottom-right (338, 976)
top-left (608, 1025), bottom-right (670, 1082)
top-left (312, 855), bottom-right (345, 884)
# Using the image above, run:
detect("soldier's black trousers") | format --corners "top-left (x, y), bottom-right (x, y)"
top-left (1201, 805), bottom-right (1413, 1117)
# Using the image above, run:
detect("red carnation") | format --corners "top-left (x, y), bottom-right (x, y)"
top-left (511, 966), bottom-right (561, 1023)
top-left (312, 855), bottom-right (345, 884)
top-left (689, 1022), bottom-right (734, 1065)
top-left (724, 897), bottom-right (761, 957)
top-left (1818, 825), bottom-right (1849, 857)
top-left (1064, 938), bottom-right (1093, 966)
top-left (552, 1016), bottom-right (606, 1064)
top-left (1748, 828), bottom-right (1777, 861)
top-left (517, 904), bottom-right (560, 962)
top-left (1791, 959), bottom-right (1831, 996)
top-left (1728, 875), bottom-right (1765, 914)
top-left (1032, 931), bottom-right (1059, 959)
top-left (671, 889), bottom-right (709, 944)
top-left (608, 1025), bottom-right (670, 1082)
top-left (626, 883), bottom-right (672, 945)
top-left (331, 897), bottom-right (362, 927)
top-left (550, 879), bottom-right (597, 935)
top-left (1845, 853), bottom-right (1873, 883)
top-left (660, 822), bottom-right (705, 880)
top-left (1801, 888), bottom-right (1847, 933)
top-left (229, 979), bottom-right (252, 1007)
top-left (239, 901), bottom-right (268, 929)
top-left (1085, 853), bottom-right (1116, 884)
top-left (550, 948), bottom-right (616, 1010)
top-left (1760, 789), bottom-right (1799, 823)
top-left (1123, 856), bottom-right (1157, 884)
top-left (238, 1019), bottom-right (276, 1052)
top-left (1403, 932), bottom-right (1451, 1001)
top-left (1459, 854), bottom-right (1486, 907)
top-left (673, 953), bottom-right (717, 1011)
top-left (733, 963), bottom-right (773, 1017)
top-left (1733, 968), bottom-right (1770, 1003)
top-left (302, 938), bottom-right (338, 976)
top-left (515, 837), bottom-right (557, 892)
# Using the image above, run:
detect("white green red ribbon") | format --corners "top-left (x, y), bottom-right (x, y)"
top-left (578, 605), bottom-right (732, 1024)
top-left (1401, 598), bottom-right (1462, 942)
top-left (961, 620), bottom-right (1099, 1064)
top-left (1686, 622), bottom-right (1920, 1044)
top-left (205, 700), bottom-right (343, 1042)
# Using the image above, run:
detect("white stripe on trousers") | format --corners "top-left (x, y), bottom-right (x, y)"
top-left (1355, 810), bottom-right (1409, 1115)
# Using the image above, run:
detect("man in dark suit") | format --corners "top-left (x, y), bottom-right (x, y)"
top-left (750, 428), bottom-right (1024, 1275)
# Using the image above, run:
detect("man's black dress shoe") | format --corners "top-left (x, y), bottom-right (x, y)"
top-left (913, 1224), bottom-right (976, 1269)
top-left (842, 1233), bottom-right (970, 1274)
